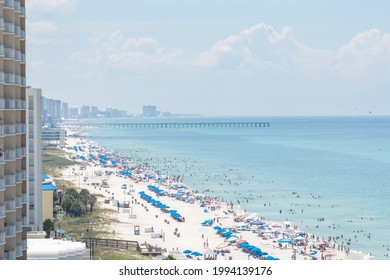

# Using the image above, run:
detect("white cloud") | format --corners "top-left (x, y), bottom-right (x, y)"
top-left (337, 29), bottom-right (390, 77)
top-left (194, 23), bottom-right (336, 75)
top-left (194, 23), bottom-right (390, 80)
top-left (84, 31), bottom-right (185, 69)
top-left (27, 0), bottom-right (78, 13)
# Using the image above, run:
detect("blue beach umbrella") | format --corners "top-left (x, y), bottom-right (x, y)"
top-left (183, 250), bottom-right (192, 254)
top-left (277, 238), bottom-right (292, 243)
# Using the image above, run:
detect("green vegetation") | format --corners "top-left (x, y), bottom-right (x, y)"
top-left (42, 149), bottom-right (76, 177)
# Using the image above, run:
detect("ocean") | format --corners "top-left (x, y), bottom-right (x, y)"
top-left (84, 116), bottom-right (390, 259)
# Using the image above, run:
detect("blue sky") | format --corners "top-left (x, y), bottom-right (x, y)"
top-left (27, 0), bottom-right (390, 116)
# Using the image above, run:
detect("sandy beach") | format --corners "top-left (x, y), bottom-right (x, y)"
top-left (56, 132), bottom-right (366, 261)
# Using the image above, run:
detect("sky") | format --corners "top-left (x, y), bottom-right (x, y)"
top-left (26, 0), bottom-right (390, 116)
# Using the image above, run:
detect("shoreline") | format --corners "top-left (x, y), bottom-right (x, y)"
top-left (56, 130), bottom-right (368, 260)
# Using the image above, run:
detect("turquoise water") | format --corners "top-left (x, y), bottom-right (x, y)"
top-left (85, 116), bottom-right (390, 259)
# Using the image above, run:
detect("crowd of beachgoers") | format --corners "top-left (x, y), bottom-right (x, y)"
top-left (56, 129), bottom-right (366, 260)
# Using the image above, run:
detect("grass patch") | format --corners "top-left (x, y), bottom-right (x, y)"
top-left (43, 153), bottom-right (77, 177)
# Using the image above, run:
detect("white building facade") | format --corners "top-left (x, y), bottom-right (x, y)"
top-left (27, 88), bottom-right (42, 232)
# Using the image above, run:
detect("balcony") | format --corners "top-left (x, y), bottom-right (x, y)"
top-left (4, 148), bottom-right (16, 161)
top-left (5, 98), bottom-right (15, 109)
top-left (0, 204), bottom-right (5, 217)
top-left (22, 216), bottom-right (28, 227)
top-left (14, 0), bottom-right (21, 12)
top-left (5, 250), bottom-right (16, 260)
top-left (4, 47), bottom-right (14, 59)
top-left (22, 193), bottom-right (28, 204)
top-left (5, 124), bottom-right (15, 134)
top-left (0, 71), bottom-right (4, 83)
top-left (0, 18), bottom-right (4, 30)
top-left (5, 174), bottom-right (16, 186)
top-left (5, 0), bottom-right (15, 9)
top-left (16, 171), bottom-right (22, 182)
top-left (16, 244), bottom-right (23, 257)
top-left (4, 22), bottom-right (14, 34)
top-left (5, 199), bottom-right (16, 211)
top-left (0, 178), bottom-right (5, 190)
top-left (5, 72), bottom-right (15, 84)
top-left (22, 239), bottom-right (27, 250)
top-left (21, 53), bottom-right (26, 63)
top-left (15, 25), bottom-right (21, 36)
top-left (16, 220), bottom-right (23, 232)
top-left (5, 224), bottom-right (16, 237)
top-left (16, 147), bottom-right (26, 158)
top-left (16, 196), bottom-right (23, 208)
top-left (0, 230), bottom-right (5, 245)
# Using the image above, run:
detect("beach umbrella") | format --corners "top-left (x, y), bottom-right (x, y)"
top-left (310, 250), bottom-right (318, 256)
top-left (191, 252), bottom-right (203, 257)
top-left (56, 228), bottom-right (66, 234)
top-left (183, 250), bottom-right (192, 254)
top-left (238, 242), bottom-right (250, 248)
top-left (213, 226), bottom-right (222, 230)
top-left (236, 240), bottom-right (247, 245)
top-left (277, 238), bottom-right (292, 243)
top-left (226, 236), bottom-right (239, 242)
top-left (201, 219), bottom-right (214, 225)
top-left (250, 220), bottom-right (264, 225)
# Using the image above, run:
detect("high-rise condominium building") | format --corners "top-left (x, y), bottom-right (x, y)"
top-left (27, 88), bottom-right (42, 233)
top-left (0, 0), bottom-right (28, 260)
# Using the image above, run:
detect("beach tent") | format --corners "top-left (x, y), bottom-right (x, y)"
top-left (201, 219), bottom-right (213, 226)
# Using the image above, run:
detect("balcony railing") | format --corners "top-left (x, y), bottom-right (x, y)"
top-left (5, 72), bottom-right (15, 84)
top-left (16, 171), bottom-right (22, 182)
top-left (14, 0), bottom-right (21, 12)
top-left (5, 174), bottom-right (16, 186)
top-left (5, 224), bottom-right (16, 237)
top-left (5, 124), bottom-right (15, 134)
top-left (0, 18), bottom-right (4, 30)
top-left (22, 193), bottom-right (28, 204)
top-left (5, 199), bottom-right (16, 211)
top-left (0, 204), bottom-right (5, 217)
top-left (16, 220), bottom-right (23, 232)
top-left (0, 178), bottom-right (5, 190)
top-left (4, 148), bottom-right (16, 161)
top-left (16, 196), bottom-right (23, 208)
top-left (0, 231), bottom-right (6, 244)
top-left (22, 216), bottom-right (28, 226)
top-left (16, 244), bottom-right (23, 257)
top-left (5, 250), bottom-right (16, 260)
top-left (4, 22), bottom-right (14, 34)
top-left (22, 239), bottom-right (27, 250)
top-left (5, 0), bottom-right (15, 9)
top-left (0, 71), bottom-right (4, 83)
top-left (4, 47), bottom-right (14, 59)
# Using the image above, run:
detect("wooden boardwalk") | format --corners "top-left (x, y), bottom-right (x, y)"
top-left (81, 237), bottom-right (163, 256)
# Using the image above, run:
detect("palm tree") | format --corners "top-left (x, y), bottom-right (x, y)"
top-left (88, 194), bottom-right (97, 213)
top-left (79, 189), bottom-right (91, 213)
